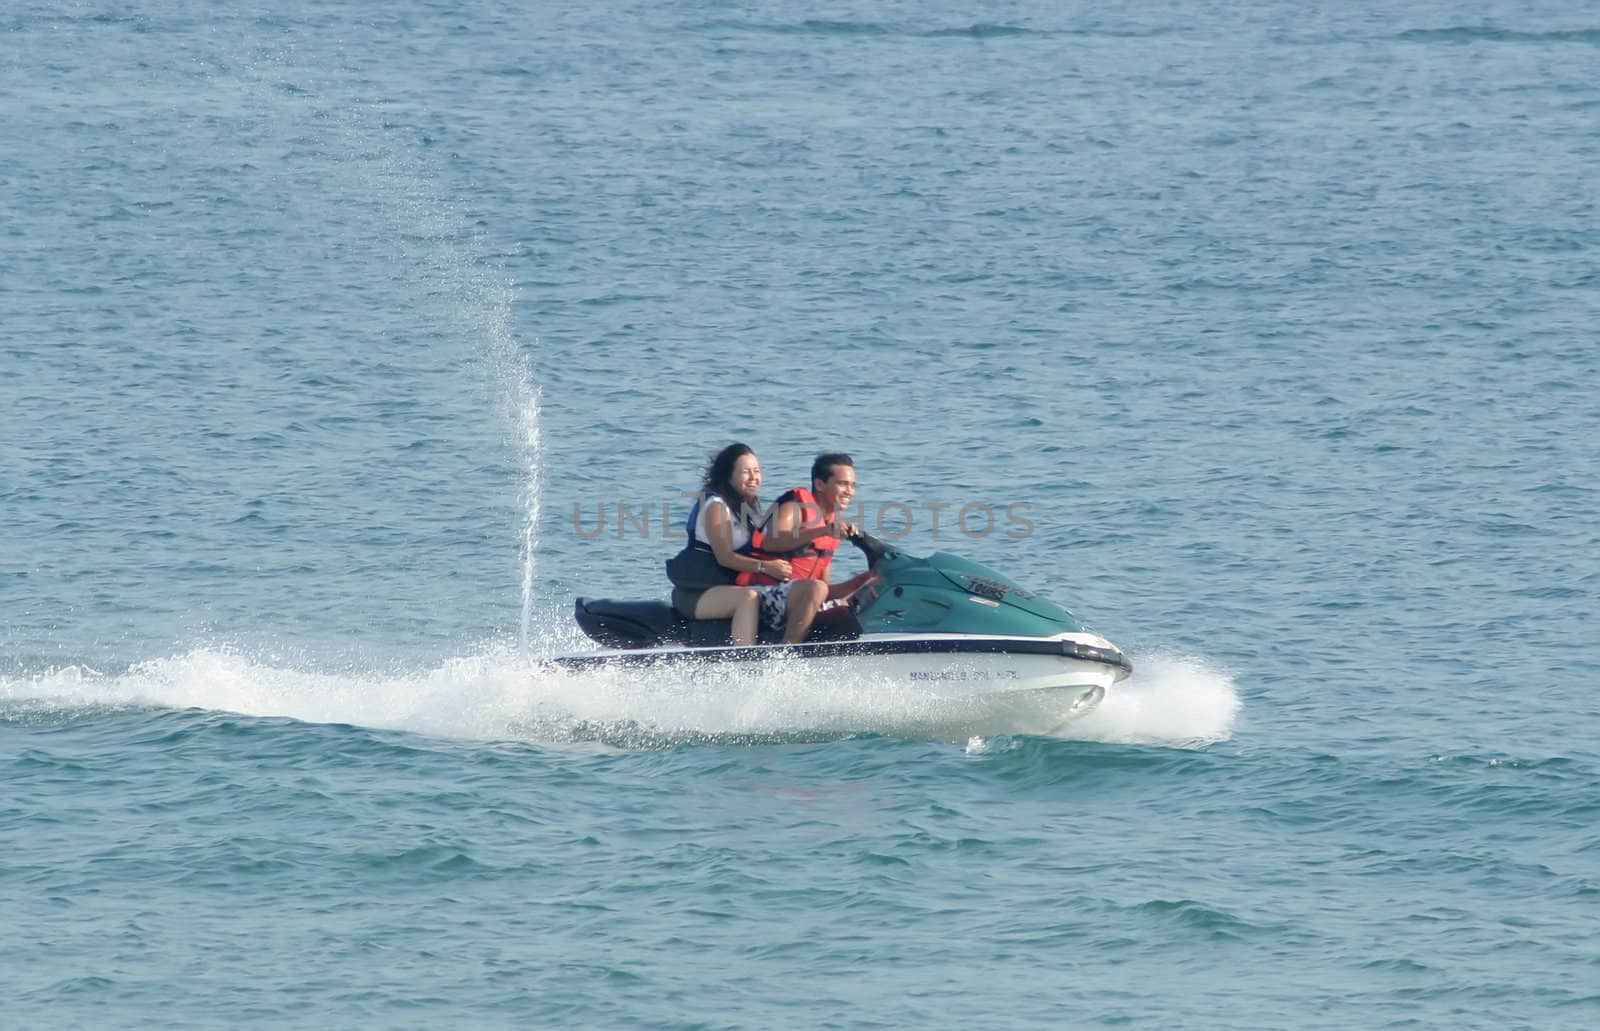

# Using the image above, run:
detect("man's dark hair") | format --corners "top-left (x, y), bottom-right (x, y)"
top-left (811, 452), bottom-right (854, 488)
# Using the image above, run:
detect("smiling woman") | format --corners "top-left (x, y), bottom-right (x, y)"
top-left (666, 442), bottom-right (772, 644)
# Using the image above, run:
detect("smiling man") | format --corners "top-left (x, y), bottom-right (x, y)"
top-left (750, 452), bottom-right (879, 643)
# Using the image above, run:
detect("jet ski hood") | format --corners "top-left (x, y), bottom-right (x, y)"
top-left (851, 540), bottom-right (1090, 638)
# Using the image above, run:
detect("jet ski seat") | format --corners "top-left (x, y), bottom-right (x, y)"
top-left (574, 598), bottom-right (693, 649)
top-left (574, 597), bottom-right (861, 650)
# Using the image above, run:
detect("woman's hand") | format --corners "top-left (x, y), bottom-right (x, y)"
top-left (763, 559), bottom-right (793, 581)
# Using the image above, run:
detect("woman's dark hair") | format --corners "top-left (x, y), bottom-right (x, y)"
top-left (702, 442), bottom-right (757, 517)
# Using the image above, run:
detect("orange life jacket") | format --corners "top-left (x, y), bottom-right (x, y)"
top-left (740, 486), bottom-right (836, 585)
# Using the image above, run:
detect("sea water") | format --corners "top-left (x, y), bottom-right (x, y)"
top-left (2, 2), bottom-right (1597, 1027)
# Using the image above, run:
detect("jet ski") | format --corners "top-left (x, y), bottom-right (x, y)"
top-left (554, 533), bottom-right (1132, 737)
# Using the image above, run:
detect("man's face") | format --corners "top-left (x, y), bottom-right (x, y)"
top-left (814, 464), bottom-right (857, 512)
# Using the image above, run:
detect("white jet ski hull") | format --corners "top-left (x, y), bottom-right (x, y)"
top-left (549, 632), bottom-right (1129, 738)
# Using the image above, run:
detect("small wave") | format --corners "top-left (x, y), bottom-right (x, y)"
top-left (1394, 27), bottom-right (1600, 45)
top-left (1136, 898), bottom-right (1262, 941)
top-left (690, 20), bottom-right (1109, 42)
top-left (703, 19), bottom-right (889, 37)
top-left (1361, 956), bottom-right (1433, 974)
top-left (923, 24), bottom-right (1051, 39)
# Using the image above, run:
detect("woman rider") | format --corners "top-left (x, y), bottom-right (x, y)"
top-left (673, 443), bottom-right (793, 646)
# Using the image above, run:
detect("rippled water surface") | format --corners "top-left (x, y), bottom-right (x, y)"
top-left (3, 2), bottom-right (1598, 1027)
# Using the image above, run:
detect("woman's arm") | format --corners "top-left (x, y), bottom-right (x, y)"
top-left (703, 500), bottom-right (789, 579)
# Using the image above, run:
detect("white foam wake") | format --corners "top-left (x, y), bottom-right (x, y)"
top-left (1057, 653), bottom-right (1242, 748)
top-left (0, 649), bottom-right (546, 742)
top-left (2, 648), bottom-right (1241, 748)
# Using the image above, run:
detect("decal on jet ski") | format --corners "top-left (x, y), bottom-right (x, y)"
top-left (910, 670), bottom-right (1020, 682)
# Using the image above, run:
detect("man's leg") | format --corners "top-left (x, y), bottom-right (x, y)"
top-left (783, 579), bottom-right (828, 644)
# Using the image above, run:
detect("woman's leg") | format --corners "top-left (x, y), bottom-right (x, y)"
top-left (694, 585), bottom-right (761, 646)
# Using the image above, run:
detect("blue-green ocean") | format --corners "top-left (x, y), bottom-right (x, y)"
top-left (4, 2), bottom-right (1598, 1027)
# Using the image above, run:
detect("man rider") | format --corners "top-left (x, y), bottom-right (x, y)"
top-left (751, 452), bottom-right (878, 643)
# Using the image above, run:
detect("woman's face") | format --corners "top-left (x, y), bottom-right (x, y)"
top-left (730, 452), bottom-right (762, 502)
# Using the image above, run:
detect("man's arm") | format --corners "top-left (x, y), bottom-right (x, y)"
top-left (758, 499), bottom-right (819, 554)
top-left (761, 499), bottom-right (852, 554)
top-left (825, 570), bottom-right (878, 602)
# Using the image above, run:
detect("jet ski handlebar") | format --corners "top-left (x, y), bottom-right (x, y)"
top-left (845, 529), bottom-right (897, 569)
